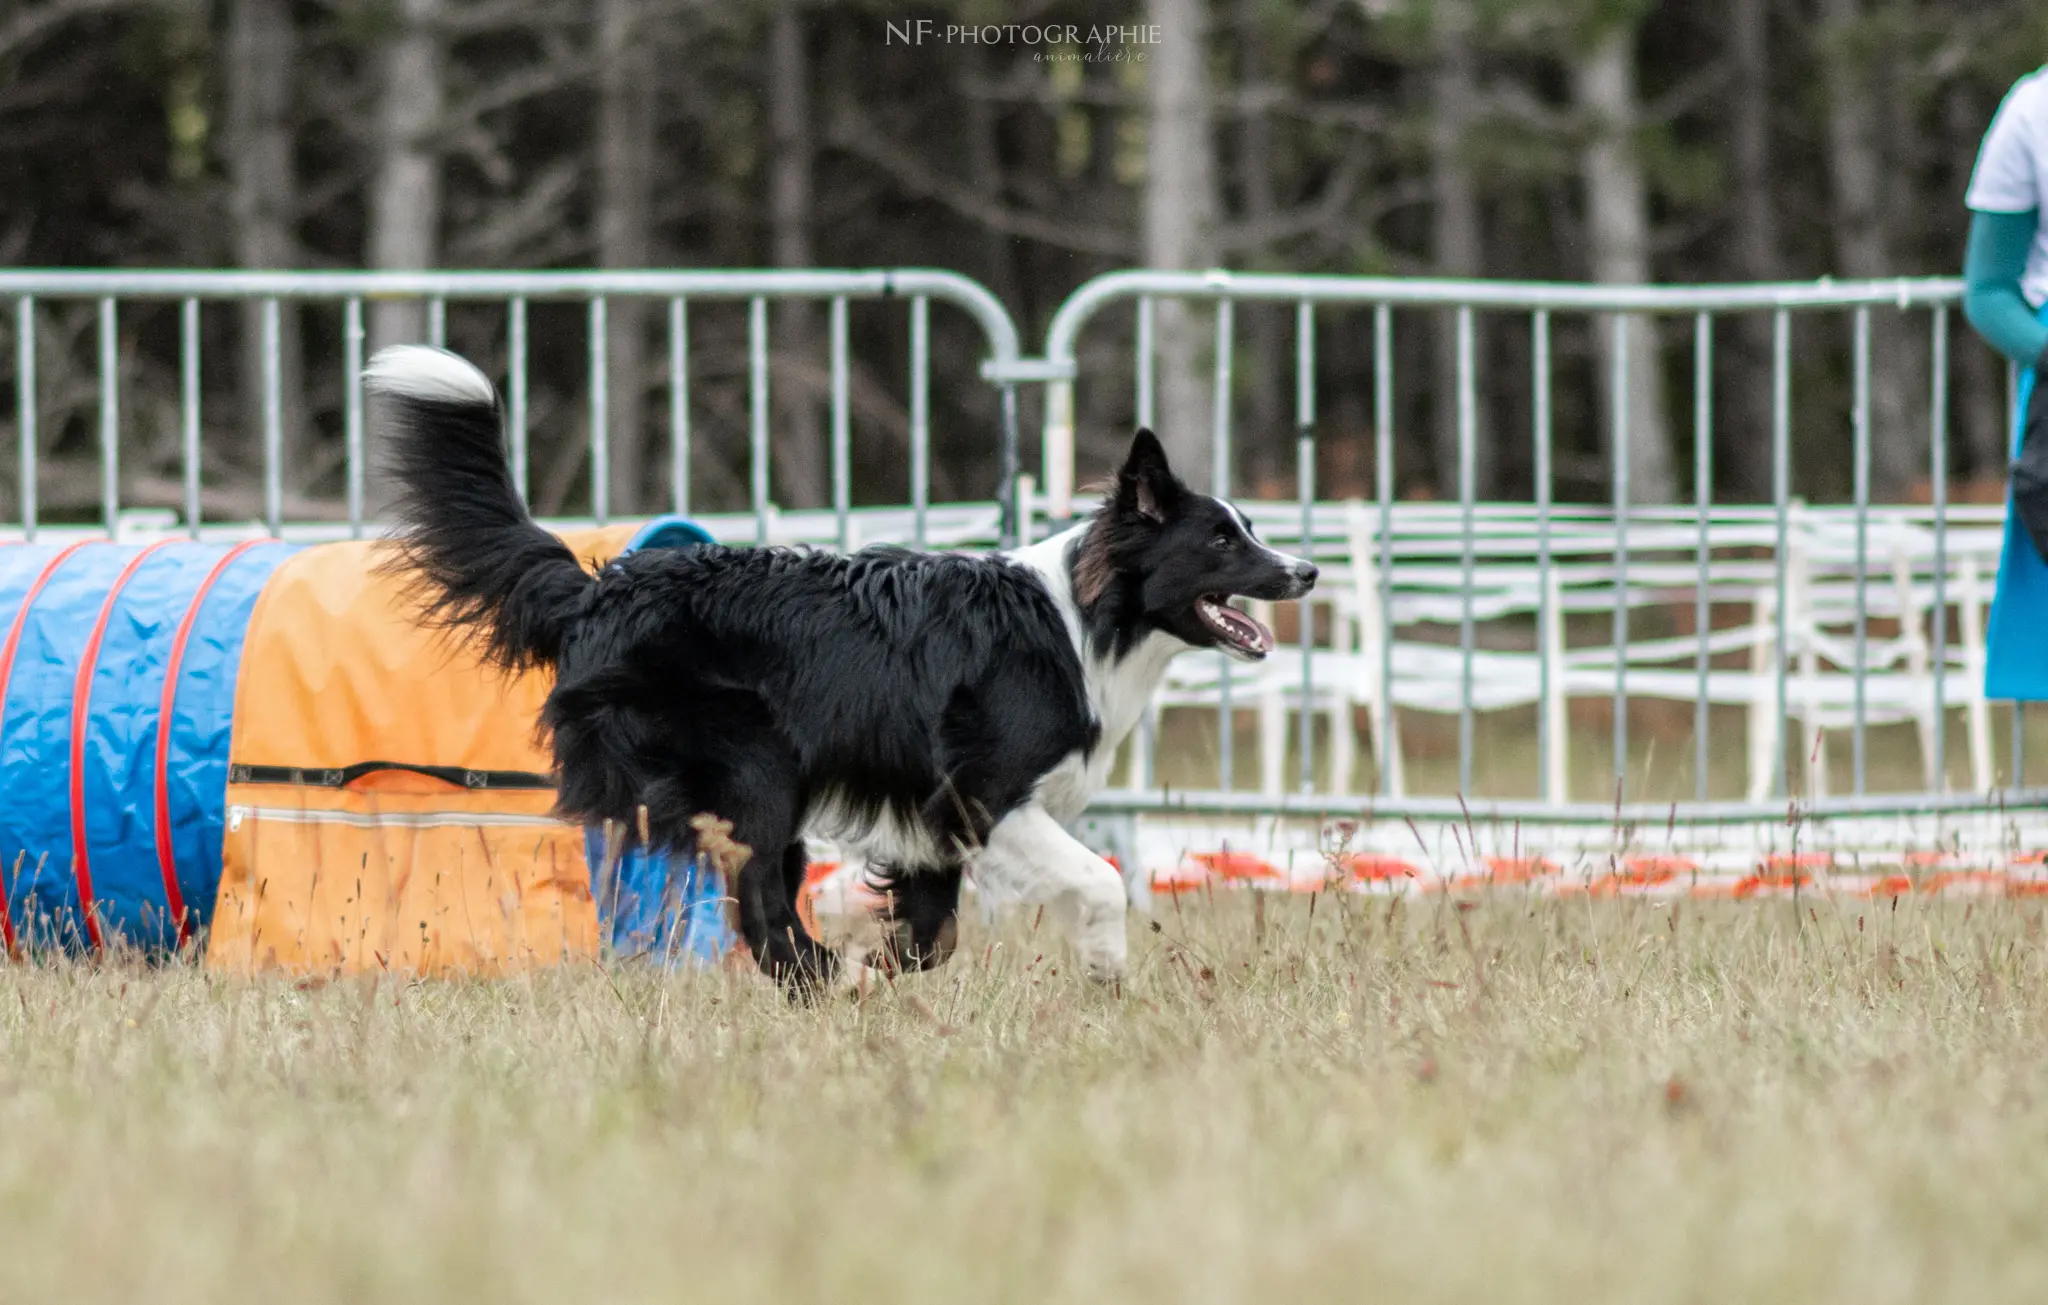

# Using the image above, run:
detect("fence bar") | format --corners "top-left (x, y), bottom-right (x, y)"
top-left (2017, 705), bottom-right (2028, 790)
top-left (1851, 307), bottom-right (1872, 795)
top-left (1772, 309), bottom-right (1792, 798)
top-left (1089, 786), bottom-right (2007, 823)
top-left (1295, 300), bottom-right (1315, 794)
top-left (0, 266), bottom-right (1952, 313)
top-left (1610, 314), bottom-right (1630, 796)
top-left (1135, 721), bottom-right (1157, 809)
top-left (1930, 307), bottom-right (1949, 792)
top-left (1212, 300), bottom-right (1235, 496)
top-left (1037, 270), bottom-right (1969, 527)
top-left (344, 298), bottom-right (364, 538)
top-left (1374, 302), bottom-right (1395, 797)
top-left (507, 298), bottom-right (529, 503)
top-left (750, 296), bottom-right (770, 545)
top-left (831, 296), bottom-right (851, 551)
top-left (180, 299), bottom-right (202, 539)
top-left (100, 297), bottom-right (121, 535)
top-left (1046, 270), bottom-right (1962, 334)
top-left (911, 296), bottom-right (930, 548)
top-left (15, 297), bottom-right (33, 540)
top-left (998, 380), bottom-right (1022, 549)
top-left (0, 268), bottom-right (1023, 543)
top-left (1693, 313), bottom-right (1713, 801)
top-left (1456, 305), bottom-right (1477, 796)
top-left (588, 297), bottom-right (609, 525)
top-left (1213, 298), bottom-right (1235, 790)
top-left (261, 298), bottom-right (285, 535)
top-left (670, 299), bottom-right (690, 516)
top-left (1136, 296), bottom-right (1155, 429)
top-left (1533, 309), bottom-right (1554, 802)
top-left (1137, 292), bottom-right (1159, 783)
top-left (260, 298), bottom-right (283, 535)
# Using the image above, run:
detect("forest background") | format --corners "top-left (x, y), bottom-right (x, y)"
top-left (2, 0), bottom-right (2037, 523)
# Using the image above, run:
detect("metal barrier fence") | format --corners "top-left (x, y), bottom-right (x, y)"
top-left (1038, 271), bottom-right (2034, 820)
top-left (0, 268), bottom-right (1028, 548)
top-left (2, 265), bottom-right (2036, 826)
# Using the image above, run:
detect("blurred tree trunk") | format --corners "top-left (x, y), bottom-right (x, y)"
top-left (1429, 0), bottom-right (1488, 500)
top-left (1144, 0), bottom-right (1220, 489)
top-left (963, 42), bottom-right (1018, 315)
top-left (1571, 17), bottom-right (1677, 504)
top-left (1821, 0), bottom-right (1922, 498)
top-left (367, 0), bottom-right (444, 353)
top-left (224, 0), bottom-right (306, 494)
top-left (1723, 0), bottom-right (1781, 502)
top-left (1235, 0), bottom-right (1285, 491)
top-left (766, 2), bottom-right (826, 509)
top-left (598, 0), bottom-right (655, 515)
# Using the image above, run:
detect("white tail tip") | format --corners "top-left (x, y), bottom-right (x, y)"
top-left (363, 345), bottom-right (497, 408)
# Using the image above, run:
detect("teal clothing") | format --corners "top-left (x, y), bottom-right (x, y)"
top-left (1968, 70), bottom-right (2048, 701)
top-left (1984, 299), bottom-right (2048, 701)
top-left (1964, 208), bottom-right (2048, 366)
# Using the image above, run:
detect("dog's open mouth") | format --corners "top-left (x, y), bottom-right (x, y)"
top-left (1196, 595), bottom-right (1273, 659)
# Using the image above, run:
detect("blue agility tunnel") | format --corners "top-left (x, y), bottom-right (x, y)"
top-left (0, 539), bottom-right (291, 952)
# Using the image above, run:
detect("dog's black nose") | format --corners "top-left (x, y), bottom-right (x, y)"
top-left (1294, 562), bottom-right (1320, 588)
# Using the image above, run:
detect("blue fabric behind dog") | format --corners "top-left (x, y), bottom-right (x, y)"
top-left (583, 831), bottom-right (731, 965)
top-left (1986, 302), bottom-right (2048, 701)
top-left (586, 515), bottom-right (735, 965)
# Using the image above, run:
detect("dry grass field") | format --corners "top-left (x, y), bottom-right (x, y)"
top-left (4, 889), bottom-right (2048, 1303)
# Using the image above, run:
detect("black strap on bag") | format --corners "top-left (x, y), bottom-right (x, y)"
top-left (228, 761), bottom-right (556, 791)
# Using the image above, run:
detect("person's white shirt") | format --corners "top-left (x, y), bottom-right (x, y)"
top-left (1968, 65), bottom-right (2048, 307)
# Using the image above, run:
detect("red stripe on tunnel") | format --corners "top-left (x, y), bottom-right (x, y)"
top-left (153, 539), bottom-right (276, 946)
top-left (0, 541), bottom-right (98, 955)
top-left (69, 541), bottom-right (181, 952)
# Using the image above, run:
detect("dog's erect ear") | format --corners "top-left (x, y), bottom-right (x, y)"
top-left (1117, 428), bottom-right (1181, 523)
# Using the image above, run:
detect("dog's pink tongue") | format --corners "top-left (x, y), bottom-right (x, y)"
top-left (1222, 604), bottom-right (1272, 652)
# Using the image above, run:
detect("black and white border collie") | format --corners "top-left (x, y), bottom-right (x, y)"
top-left (365, 344), bottom-right (1316, 997)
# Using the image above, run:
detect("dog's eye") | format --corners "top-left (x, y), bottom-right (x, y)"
top-left (1210, 532), bottom-right (1236, 550)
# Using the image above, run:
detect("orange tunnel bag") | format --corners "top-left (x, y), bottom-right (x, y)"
top-left (205, 527), bottom-right (639, 976)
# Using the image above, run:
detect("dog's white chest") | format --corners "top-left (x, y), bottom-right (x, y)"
top-left (801, 789), bottom-right (947, 870)
top-left (1036, 633), bottom-right (1183, 824)
top-left (1007, 533), bottom-right (1187, 828)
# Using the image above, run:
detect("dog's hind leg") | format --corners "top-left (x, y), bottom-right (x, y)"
top-left (698, 749), bottom-right (835, 1000)
top-left (556, 677), bottom-right (832, 997)
top-left (731, 838), bottom-right (836, 1001)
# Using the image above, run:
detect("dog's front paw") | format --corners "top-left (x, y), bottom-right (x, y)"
top-left (870, 911), bottom-right (960, 976)
top-left (1066, 877), bottom-right (1129, 989)
top-left (1083, 960), bottom-right (1126, 992)
top-left (829, 941), bottom-right (892, 999)
top-left (1073, 922), bottom-right (1128, 989)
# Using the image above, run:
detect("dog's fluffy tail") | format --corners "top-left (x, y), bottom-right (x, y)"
top-left (366, 344), bottom-right (590, 671)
